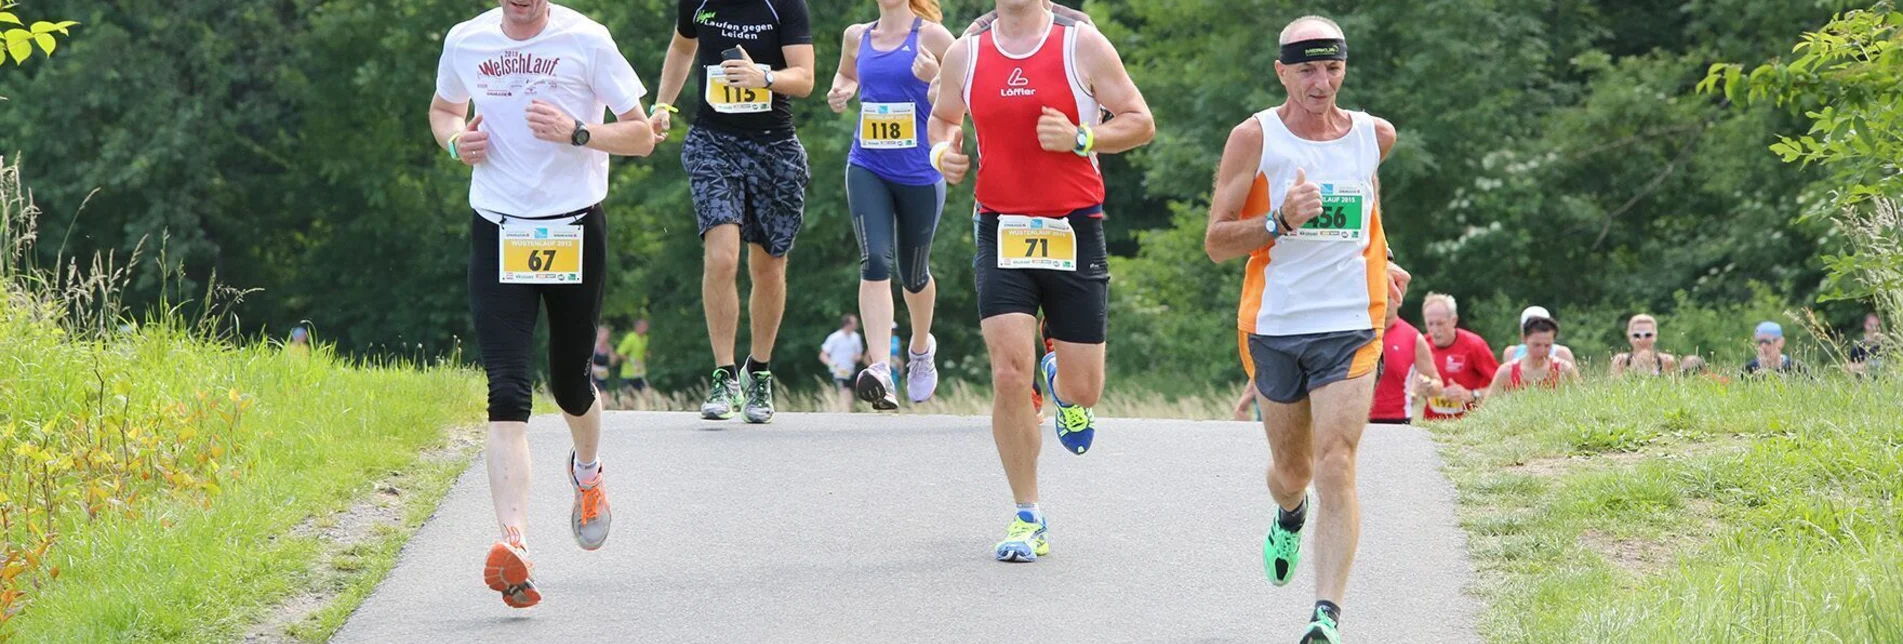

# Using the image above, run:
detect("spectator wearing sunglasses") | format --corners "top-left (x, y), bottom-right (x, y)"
top-left (1743, 321), bottom-right (1805, 376)
top-left (1611, 314), bottom-right (1675, 377)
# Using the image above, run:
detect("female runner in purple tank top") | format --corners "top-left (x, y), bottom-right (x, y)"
top-left (824, 0), bottom-right (955, 410)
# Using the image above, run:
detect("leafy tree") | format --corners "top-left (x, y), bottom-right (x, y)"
top-left (0, 2), bottom-right (76, 67)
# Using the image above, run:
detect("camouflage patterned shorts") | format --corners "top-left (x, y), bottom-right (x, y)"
top-left (682, 126), bottom-right (811, 257)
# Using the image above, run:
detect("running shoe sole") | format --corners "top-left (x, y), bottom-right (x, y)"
top-left (855, 370), bottom-right (898, 410)
top-left (994, 538), bottom-right (1051, 562)
top-left (483, 542), bottom-right (540, 608)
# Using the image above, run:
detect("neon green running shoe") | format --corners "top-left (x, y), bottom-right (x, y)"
top-left (993, 510), bottom-right (1050, 562)
top-left (1264, 492), bottom-right (1311, 586)
top-left (1299, 605), bottom-right (1341, 643)
top-left (1040, 352), bottom-right (1095, 454)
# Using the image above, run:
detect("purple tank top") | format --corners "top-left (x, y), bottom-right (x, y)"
top-left (846, 19), bottom-right (942, 186)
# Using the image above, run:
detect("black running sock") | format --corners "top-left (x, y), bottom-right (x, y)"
top-left (1277, 499), bottom-right (1307, 533)
top-left (745, 356), bottom-right (771, 374)
top-left (717, 365), bottom-right (738, 380)
top-left (1314, 600), bottom-right (1341, 623)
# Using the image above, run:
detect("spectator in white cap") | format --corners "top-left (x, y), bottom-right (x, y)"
top-left (1500, 305), bottom-right (1575, 366)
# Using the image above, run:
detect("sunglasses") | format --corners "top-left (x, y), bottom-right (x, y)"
top-left (1630, 332), bottom-right (1655, 339)
top-left (1756, 338), bottom-right (1778, 345)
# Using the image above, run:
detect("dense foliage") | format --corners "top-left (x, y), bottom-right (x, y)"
top-left (1, 0), bottom-right (1879, 393)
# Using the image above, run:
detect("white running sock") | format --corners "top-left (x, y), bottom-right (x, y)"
top-left (573, 457), bottom-right (601, 485)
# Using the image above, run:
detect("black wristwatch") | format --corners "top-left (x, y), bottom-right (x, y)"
top-left (570, 122), bottom-right (591, 147)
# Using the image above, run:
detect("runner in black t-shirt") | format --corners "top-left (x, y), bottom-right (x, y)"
top-left (649, 0), bottom-right (816, 424)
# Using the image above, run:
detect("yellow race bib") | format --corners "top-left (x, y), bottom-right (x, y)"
top-left (858, 102), bottom-right (918, 149)
top-left (996, 215), bottom-right (1077, 271)
top-left (499, 223), bottom-right (583, 284)
top-left (705, 65), bottom-right (771, 114)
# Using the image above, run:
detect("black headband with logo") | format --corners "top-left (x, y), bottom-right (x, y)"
top-left (1280, 38), bottom-right (1347, 64)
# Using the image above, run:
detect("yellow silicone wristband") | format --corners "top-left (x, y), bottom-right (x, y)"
top-left (447, 133), bottom-right (463, 160)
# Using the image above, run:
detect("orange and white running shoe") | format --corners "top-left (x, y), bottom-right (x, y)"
top-left (484, 533), bottom-right (539, 608)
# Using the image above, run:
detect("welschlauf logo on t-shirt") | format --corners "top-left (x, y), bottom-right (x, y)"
top-left (478, 51), bottom-right (563, 78)
top-left (475, 50), bottom-right (564, 97)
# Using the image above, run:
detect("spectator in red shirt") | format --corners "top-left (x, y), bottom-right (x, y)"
top-left (1370, 270), bottom-right (1441, 424)
top-left (1421, 292), bottom-right (1498, 420)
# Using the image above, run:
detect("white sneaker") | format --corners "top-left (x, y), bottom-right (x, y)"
top-left (855, 363), bottom-right (899, 410)
top-left (907, 334), bottom-right (939, 403)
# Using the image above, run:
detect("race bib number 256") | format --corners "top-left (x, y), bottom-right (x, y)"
top-left (1283, 181), bottom-right (1369, 242)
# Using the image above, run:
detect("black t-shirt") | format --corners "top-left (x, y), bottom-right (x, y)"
top-left (1850, 337), bottom-right (1883, 363)
top-left (676, 0), bottom-right (811, 139)
top-left (1743, 355), bottom-right (1803, 376)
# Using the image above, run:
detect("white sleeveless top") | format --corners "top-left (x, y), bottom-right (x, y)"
top-left (1235, 108), bottom-right (1389, 336)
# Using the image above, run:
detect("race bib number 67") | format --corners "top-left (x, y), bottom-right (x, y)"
top-left (499, 224), bottom-right (583, 284)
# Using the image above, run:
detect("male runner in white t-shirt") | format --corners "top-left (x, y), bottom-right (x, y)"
top-left (429, 0), bottom-right (656, 609)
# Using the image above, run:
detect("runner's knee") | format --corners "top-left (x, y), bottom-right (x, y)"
top-left (991, 355), bottom-right (1035, 393)
top-left (705, 245), bottom-right (740, 281)
top-left (896, 244), bottom-right (932, 293)
top-left (1312, 446), bottom-right (1357, 491)
top-left (1059, 378), bottom-right (1101, 407)
top-left (1269, 457), bottom-right (1313, 493)
top-left (860, 248), bottom-right (893, 282)
top-left (486, 370), bottom-right (533, 423)
top-left (550, 369), bottom-right (596, 417)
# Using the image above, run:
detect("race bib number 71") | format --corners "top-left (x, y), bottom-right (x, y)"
top-left (996, 215), bottom-right (1077, 271)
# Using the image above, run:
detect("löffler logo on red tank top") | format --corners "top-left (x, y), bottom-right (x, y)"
top-left (1001, 67), bottom-right (1035, 97)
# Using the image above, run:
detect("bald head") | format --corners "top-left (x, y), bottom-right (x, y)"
top-left (1279, 15), bottom-right (1343, 45)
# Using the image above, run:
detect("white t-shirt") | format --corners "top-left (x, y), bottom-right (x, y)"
top-left (821, 330), bottom-right (865, 378)
top-left (435, 5), bottom-right (647, 220)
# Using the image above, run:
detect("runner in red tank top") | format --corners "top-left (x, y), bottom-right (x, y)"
top-left (963, 19), bottom-right (1104, 215)
top-left (1370, 268), bottom-right (1442, 424)
top-left (925, 0), bottom-right (1153, 563)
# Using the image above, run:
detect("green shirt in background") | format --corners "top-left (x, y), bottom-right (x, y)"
top-left (616, 331), bottom-right (649, 380)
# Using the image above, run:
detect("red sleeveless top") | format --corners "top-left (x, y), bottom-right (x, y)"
top-left (964, 18), bottom-right (1104, 216)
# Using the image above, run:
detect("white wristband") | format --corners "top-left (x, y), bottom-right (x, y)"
top-left (929, 141), bottom-right (951, 172)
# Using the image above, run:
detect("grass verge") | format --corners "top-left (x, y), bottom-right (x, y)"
top-left (0, 312), bottom-right (483, 641)
top-left (1431, 376), bottom-right (1903, 642)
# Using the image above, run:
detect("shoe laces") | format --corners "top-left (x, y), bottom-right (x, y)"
top-left (747, 371), bottom-right (773, 401)
top-left (1006, 517), bottom-right (1042, 541)
top-left (1056, 404), bottom-right (1093, 430)
top-left (577, 481), bottom-right (606, 525)
top-left (707, 370), bottom-right (737, 401)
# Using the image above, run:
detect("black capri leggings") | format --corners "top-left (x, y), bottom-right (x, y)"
top-left (846, 164), bottom-right (946, 293)
top-left (468, 206), bottom-right (606, 423)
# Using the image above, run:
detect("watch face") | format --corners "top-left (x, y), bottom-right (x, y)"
top-left (573, 127), bottom-right (591, 146)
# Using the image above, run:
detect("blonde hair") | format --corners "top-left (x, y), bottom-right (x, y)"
top-left (910, 0), bottom-right (941, 22)
top-left (1627, 314), bottom-right (1658, 330)
top-left (1422, 292), bottom-right (1458, 318)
